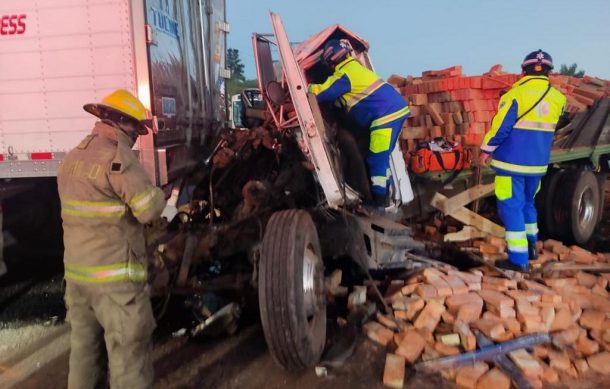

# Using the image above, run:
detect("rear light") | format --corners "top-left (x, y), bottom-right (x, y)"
top-left (30, 152), bottom-right (53, 160)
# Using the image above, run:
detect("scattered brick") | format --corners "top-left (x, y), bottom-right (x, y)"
top-left (454, 320), bottom-right (477, 351)
top-left (446, 293), bottom-right (484, 313)
top-left (539, 360), bottom-right (559, 384)
top-left (478, 290), bottom-right (514, 310)
top-left (575, 271), bottom-right (597, 288)
top-left (475, 368), bottom-right (510, 389)
top-left (348, 285), bottom-right (367, 310)
top-left (441, 274), bottom-right (469, 295)
top-left (414, 299), bottom-right (445, 333)
top-left (377, 313), bottom-right (399, 330)
top-left (574, 358), bottom-right (589, 375)
top-left (509, 349), bottom-right (543, 377)
top-left (580, 309), bottom-right (606, 330)
top-left (456, 301), bottom-right (484, 324)
top-left (363, 321), bottom-right (395, 347)
top-left (487, 304), bottom-right (516, 319)
top-left (472, 319), bottom-right (505, 341)
top-left (383, 353), bottom-right (406, 389)
top-left (576, 332), bottom-right (600, 356)
top-left (548, 349), bottom-right (572, 372)
top-left (396, 329), bottom-right (426, 363)
top-left (552, 326), bottom-right (582, 349)
top-left (415, 284), bottom-right (438, 299)
top-left (505, 290), bottom-right (542, 304)
top-left (533, 345), bottom-right (548, 359)
top-left (455, 362), bottom-right (489, 389)
top-left (551, 307), bottom-right (575, 331)
top-left (435, 342), bottom-right (461, 356)
top-left (439, 333), bottom-right (461, 346)
top-left (441, 310), bottom-right (455, 325)
top-left (400, 282), bottom-right (420, 296)
top-left (587, 352), bottom-right (610, 375)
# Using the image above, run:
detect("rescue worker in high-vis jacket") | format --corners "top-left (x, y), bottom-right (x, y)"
top-left (308, 39), bottom-right (410, 208)
top-left (57, 89), bottom-right (166, 388)
top-left (480, 50), bottom-right (566, 272)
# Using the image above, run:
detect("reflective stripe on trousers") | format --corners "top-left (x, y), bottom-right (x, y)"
top-left (505, 230), bottom-right (528, 253)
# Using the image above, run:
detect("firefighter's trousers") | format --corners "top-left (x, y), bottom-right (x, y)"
top-left (367, 116), bottom-right (406, 196)
top-left (65, 282), bottom-right (156, 389)
top-left (495, 174), bottom-right (541, 265)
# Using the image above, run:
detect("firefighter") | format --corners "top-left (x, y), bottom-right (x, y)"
top-left (57, 89), bottom-right (166, 388)
top-left (309, 39), bottom-right (410, 209)
top-left (480, 50), bottom-right (566, 272)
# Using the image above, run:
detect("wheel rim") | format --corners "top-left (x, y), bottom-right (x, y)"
top-left (577, 186), bottom-right (595, 229)
top-left (302, 245), bottom-right (324, 323)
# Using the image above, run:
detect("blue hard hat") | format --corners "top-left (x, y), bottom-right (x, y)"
top-left (322, 39), bottom-right (352, 67)
top-left (521, 49), bottom-right (554, 70)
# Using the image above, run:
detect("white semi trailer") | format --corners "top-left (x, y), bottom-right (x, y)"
top-left (0, 0), bottom-right (229, 274)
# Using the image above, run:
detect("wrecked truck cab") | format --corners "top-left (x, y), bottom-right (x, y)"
top-left (251, 16), bottom-right (414, 209)
top-left (156, 13), bottom-right (423, 372)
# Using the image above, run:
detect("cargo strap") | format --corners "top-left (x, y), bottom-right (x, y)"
top-left (432, 150), bottom-right (462, 185)
top-left (64, 261), bottom-right (147, 283)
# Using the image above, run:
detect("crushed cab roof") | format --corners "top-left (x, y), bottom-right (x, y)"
top-left (294, 24), bottom-right (370, 70)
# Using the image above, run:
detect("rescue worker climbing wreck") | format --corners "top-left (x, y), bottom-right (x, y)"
top-left (480, 50), bottom-right (567, 273)
top-left (57, 89), bottom-right (166, 388)
top-left (308, 39), bottom-right (411, 209)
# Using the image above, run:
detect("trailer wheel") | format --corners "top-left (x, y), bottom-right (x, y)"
top-left (537, 170), bottom-right (565, 238)
top-left (258, 209), bottom-right (326, 370)
top-left (555, 171), bottom-right (600, 244)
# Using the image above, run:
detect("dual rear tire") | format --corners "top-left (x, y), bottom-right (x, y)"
top-left (538, 169), bottom-right (603, 245)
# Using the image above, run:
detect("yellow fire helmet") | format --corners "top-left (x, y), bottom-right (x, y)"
top-left (83, 89), bottom-right (152, 135)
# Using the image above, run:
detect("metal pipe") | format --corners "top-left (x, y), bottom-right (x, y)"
top-left (414, 333), bottom-right (551, 371)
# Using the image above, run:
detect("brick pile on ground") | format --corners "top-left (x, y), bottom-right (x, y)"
top-left (387, 65), bottom-right (610, 160)
top-left (470, 236), bottom-right (610, 266)
top-left (345, 249), bottom-right (610, 388)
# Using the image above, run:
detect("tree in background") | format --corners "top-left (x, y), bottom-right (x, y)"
top-left (227, 48), bottom-right (245, 83)
top-left (559, 63), bottom-right (585, 78)
top-left (226, 48), bottom-right (258, 96)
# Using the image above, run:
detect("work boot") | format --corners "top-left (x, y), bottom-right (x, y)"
top-left (372, 192), bottom-right (389, 208)
top-left (495, 259), bottom-right (529, 273)
top-left (528, 241), bottom-right (538, 261)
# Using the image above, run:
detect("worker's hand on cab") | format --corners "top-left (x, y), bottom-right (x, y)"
top-left (479, 152), bottom-right (492, 166)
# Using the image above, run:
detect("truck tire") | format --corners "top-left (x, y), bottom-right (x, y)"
top-left (555, 170), bottom-right (600, 244)
top-left (258, 209), bottom-right (326, 370)
top-left (537, 170), bottom-right (565, 238)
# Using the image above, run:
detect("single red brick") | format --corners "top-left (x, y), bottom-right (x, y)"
top-left (476, 368), bottom-right (510, 389)
top-left (383, 353), bottom-right (406, 389)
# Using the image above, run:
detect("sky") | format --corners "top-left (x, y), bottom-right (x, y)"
top-left (227, 0), bottom-right (610, 80)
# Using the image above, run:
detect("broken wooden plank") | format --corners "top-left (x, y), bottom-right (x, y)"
top-left (431, 193), bottom-right (504, 237)
top-left (444, 226), bottom-right (487, 243)
top-left (433, 183), bottom-right (495, 215)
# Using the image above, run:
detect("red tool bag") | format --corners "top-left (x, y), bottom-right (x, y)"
top-left (409, 138), bottom-right (472, 174)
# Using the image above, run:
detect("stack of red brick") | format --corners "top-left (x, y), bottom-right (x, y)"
top-left (388, 65), bottom-right (610, 162)
top-left (343, 242), bottom-right (610, 388)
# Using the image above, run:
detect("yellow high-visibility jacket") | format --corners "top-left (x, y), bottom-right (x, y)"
top-left (481, 75), bottom-right (566, 176)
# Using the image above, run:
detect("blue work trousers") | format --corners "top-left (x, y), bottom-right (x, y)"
top-left (367, 117), bottom-right (405, 196)
top-left (495, 174), bottom-right (541, 265)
